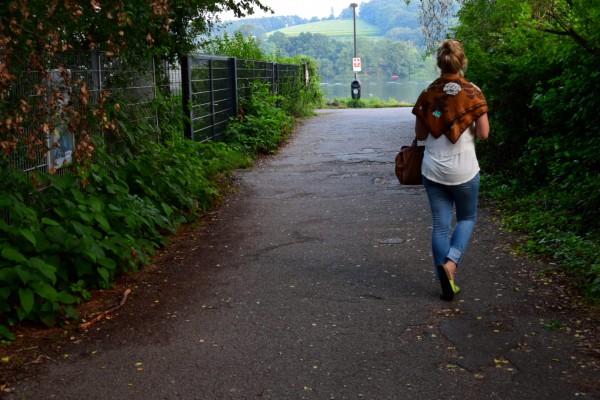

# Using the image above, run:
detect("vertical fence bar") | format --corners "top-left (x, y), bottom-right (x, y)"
top-left (151, 57), bottom-right (160, 140)
top-left (90, 51), bottom-right (102, 140)
top-left (91, 50), bottom-right (102, 94)
top-left (276, 63), bottom-right (279, 89)
top-left (229, 57), bottom-right (238, 120)
top-left (304, 63), bottom-right (309, 87)
top-left (181, 55), bottom-right (193, 140)
top-left (209, 59), bottom-right (216, 140)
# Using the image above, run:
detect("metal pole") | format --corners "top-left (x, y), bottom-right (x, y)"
top-left (351, 3), bottom-right (358, 80)
top-left (181, 55), bottom-right (193, 140)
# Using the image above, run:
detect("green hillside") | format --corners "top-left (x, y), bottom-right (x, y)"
top-left (269, 19), bottom-right (382, 38)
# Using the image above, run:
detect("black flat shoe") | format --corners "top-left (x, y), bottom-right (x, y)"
top-left (436, 264), bottom-right (454, 301)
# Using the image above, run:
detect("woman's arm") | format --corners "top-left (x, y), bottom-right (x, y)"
top-left (415, 119), bottom-right (429, 141)
top-left (474, 113), bottom-right (490, 141)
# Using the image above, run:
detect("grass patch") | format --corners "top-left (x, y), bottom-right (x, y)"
top-left (268, 19), bottom-right (382, 38)
top-left (324, 96), bottom-right (412, 108)
top-left (480, 172), bottom-right (600, 297)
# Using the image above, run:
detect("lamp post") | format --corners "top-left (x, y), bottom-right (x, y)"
top-left (349, 3), bottom-right (360, 99)
top-left (350, 3), bottom-right (358, 80)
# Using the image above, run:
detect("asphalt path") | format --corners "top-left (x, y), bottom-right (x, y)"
top-left (8, 108), bottom-right (599, 399)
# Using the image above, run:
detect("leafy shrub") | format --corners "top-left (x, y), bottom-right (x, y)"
top-left (0, 133), bottom-right (251, 339)
top-left (347, 99), bottom-right (368, 108)
top-left (279, 56), bottom-right (324, 116)
top-left (454, 0), bottom-right (600, 295)
top-left (225, 82), bottom-right (295, 154)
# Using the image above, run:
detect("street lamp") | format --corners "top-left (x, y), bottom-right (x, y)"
top-left (350, 3), bottom-right (358, 77)
top-left (349, 3), bottom-right (360, 99)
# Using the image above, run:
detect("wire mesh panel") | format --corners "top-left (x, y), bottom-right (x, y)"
top-left (236, 59), bottom-right (276, 101)
top-left (5, 51), bottom-right (105, 176)
top-left (106, 57), bottom-right (158, 127)
top-left (182, 55), bottom-right (236, 142)
top-left (160, 59), bottom-right (183, 97)
top-left (5, 51), bottom-right (304, 172)
top-left (276, 64), bottom-right (302, 94)
top-left (4, 51), bottom-right (170, 174)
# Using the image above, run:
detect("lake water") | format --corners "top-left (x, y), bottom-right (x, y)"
top-left (321, 76), bottom-right (436, 104)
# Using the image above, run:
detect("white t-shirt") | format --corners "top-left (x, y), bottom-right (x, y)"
top-left (421, 130), bottom-right (479, 185)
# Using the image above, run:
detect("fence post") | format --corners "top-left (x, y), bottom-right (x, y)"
top-left (229, 57), bottom-right (238, 120)
top-left (181, 55), bottom-right (193, 140)
top-left (209, 59), bottom-right (216, 140)
top-left (274, 63), bottom-right (279, 93)
top-left (151, 57), bottom-right (160, 139)
top-left (90, 50), bottom-right (102, 106)
top-left (302, 63), bottom-right (310, 87)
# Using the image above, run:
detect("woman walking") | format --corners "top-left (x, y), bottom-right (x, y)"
top-left (412, 39), bottom-right (490, 301)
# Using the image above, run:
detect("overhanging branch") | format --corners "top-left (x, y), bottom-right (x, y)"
top-left (526, 24), bottom-right (600, 57)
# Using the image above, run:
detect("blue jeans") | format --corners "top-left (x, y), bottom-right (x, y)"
top-left (423, 173), bottom-right (480, 269)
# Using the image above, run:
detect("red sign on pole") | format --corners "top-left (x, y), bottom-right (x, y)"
top-left (353, 57), bottom-right (361, 72)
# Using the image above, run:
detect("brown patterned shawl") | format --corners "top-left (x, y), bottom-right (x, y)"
top-left (412, 73), bottom-right (488, 143)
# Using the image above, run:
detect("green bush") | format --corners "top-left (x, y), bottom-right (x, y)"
top-left (0, 3), bottom-right (318, 340)
top-left (0, 59), bottom-right (311, 339)
top-left (225, 82), bottom-right (295, 155)
top-left (0, 132), bottom-right (251, 339)
top-left (279, 56), bottom-right (324, 116)
top-left (454, 0), bottom-right (600, 295)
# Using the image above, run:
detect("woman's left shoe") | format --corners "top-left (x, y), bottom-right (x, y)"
top-left (436, 264), bottom-right (454, 301)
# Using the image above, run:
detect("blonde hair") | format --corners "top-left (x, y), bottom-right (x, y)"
top-left (436, 39), bottom-right (467, 75)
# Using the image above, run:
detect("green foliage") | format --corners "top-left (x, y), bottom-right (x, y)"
top-left (279, 56), bottom-right (324, 116)
top-left (219, 0), bottom-right (423, 43)
top-left (200, 31), bottom-right (267, 60)
top-left (0, 0), bottom-right (270, 171)
top-left (201, 33), bottom-right (323, 117)
top-left (454, 0), bottom-right (600, 295)
top-left (0, 44), bottom-right (309, 337)
top-left (481, 172), bottom-right (600, 296)
top-left (265, 32), bottom-right (427, 81)
top-left (270, 19), bottom-right (382, 38)
top-left (0, 0), bottom-right (317, 340)
top-left (218, 15), bottom-right (311, 37)
top-left (0, 128), bottom-right (251, 339)
top-left (225, 82), bottom-right (295, 154)
top-left (347, 99), bottom-right (368, 108)
top-left (359, 0), bottom-right (420, 33)
top-left (327, 96), bottom-right (410, 108)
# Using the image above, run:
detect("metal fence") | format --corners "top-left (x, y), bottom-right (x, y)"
top-left (4, 51), bottom-right (304, 175)
top-left (179, 55), bottom-right (302, 141)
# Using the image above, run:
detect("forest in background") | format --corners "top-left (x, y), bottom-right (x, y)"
top-left (211, 0), bottom-right (430, 80)
top-left (219, 0), bottom-right (422, 41)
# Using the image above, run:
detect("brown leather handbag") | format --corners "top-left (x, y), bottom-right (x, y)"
top-left (395, 138), bottom-right (425, 185)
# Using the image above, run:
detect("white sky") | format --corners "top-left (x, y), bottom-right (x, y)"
top-left (225, 0), bottom-right (367, 20)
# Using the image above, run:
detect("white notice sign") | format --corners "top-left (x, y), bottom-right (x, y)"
top-left (353, 58), bottom-right (361, 72)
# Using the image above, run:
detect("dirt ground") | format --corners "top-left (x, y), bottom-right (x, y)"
top-left (0, 210), bottom-right (221, 392)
